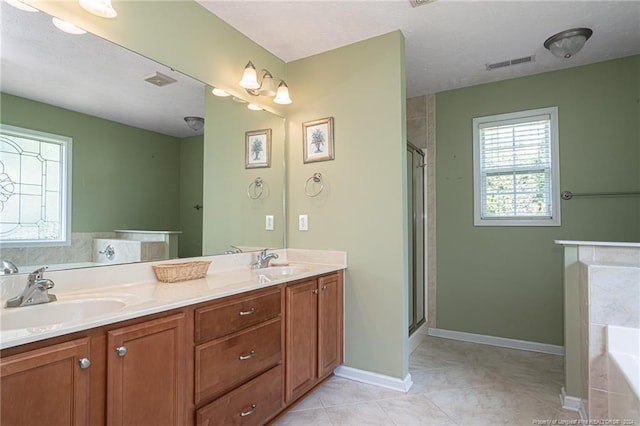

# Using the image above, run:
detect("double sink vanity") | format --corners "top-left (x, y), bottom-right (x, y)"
top-left (0, 249), bottom-right (346, 425)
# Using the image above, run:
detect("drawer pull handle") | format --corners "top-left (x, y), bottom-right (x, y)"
top-left (239, 307), bottom-right (255, 316)
top-left (240, 404), bottom-right (257, 417)
top-left (78, 357), bottom-right (91, 369)
top-left (239, 350), bottom-right (255, 361)
top-left (115, 346), bottom-right (128, 357)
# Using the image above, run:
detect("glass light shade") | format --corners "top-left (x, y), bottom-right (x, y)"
top-left (239, 62), bottom-right (260, 89)
top-left (247, 103), bottom-right (263, 111)
top-left (79, 0), bottom-right (117, 18)
top-left (52, 17), bottom-right (87, 35)
top-left (184, 116), bottom-right (204, 131)
top-left (273, 81), bottom-right (292, 105)
top-left (258, 73), bottom-right (277, 97)
top-left (544, 28), bottom-right (592, 59)
top-left (5, 0), bottom-right (39, 12)
top-left (211, 87), bottom-right (231, 97)
top-left (548, 36), bottom-right (587, 59)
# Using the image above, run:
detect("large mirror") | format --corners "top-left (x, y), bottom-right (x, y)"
top-left (0, 4), bottom-right (285, 273)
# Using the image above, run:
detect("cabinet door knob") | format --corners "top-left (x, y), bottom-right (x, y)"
top-left (322, 285), bottom-right (328, 291)
top-left (239, 307), bottom-right (255, 316)
top-left (78, 357), bottom-right (91, 369)
top-left (239, 350), bottom-right (255, 361)
top-left (312, 289), bottom-right (319, 295)
top-left (115, 346), bottom-right (128, 357)
top-left (240, 404), bottom-right (257, 417)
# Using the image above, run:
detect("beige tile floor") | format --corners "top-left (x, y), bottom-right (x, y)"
top-left (272, 336), bottom-right (581, 425)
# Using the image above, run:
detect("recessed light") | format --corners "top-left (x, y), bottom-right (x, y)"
top-left (212, 87), bottom-right (230, 97)
top-left (52, 17), bottom-right (87, 35)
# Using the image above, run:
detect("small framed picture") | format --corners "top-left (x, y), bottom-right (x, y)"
top-left (245, 128), bottom-right (271, 169)
top-left (303, 117), bottom-right (334, 163)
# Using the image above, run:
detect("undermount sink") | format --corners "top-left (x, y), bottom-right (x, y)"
top-left (1, 298), bottom-right (126, 331)
top-left (260, 266), bottom-right (309, 278)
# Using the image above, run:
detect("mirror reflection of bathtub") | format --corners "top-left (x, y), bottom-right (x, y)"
top-left (93, 230), bottom-right (181, 265)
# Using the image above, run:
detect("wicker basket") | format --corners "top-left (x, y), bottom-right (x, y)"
top-left (152, 260), bottom-right (211, 283)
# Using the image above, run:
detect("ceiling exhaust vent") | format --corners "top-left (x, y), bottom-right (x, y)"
top-left (144, 72), bottom-right (177, 87)
top-left (409, 0), bottom-right (436, 7)
top-left (486, 55), bottom-right (535, 71)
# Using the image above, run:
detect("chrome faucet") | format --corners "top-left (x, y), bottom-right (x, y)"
top-left (5, 267), bottom-right (57, 308)
top-left (251, 249), bottom-right (279, 269)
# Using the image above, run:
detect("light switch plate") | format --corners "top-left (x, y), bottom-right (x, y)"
top-left (298, 214), bottom-right (308, 231)
top-left (265, 215), bottom-right (274, 231)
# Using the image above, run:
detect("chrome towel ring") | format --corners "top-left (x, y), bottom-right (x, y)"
top-left (304, 172), bottom-right (324, 197)
top-left (247, 177), bottom-right (264, 199)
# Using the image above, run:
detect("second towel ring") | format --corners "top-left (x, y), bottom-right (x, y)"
top-left (304, 173), bottom-right (324, 197)
top-left (247, 177), bottom-right (264, 199)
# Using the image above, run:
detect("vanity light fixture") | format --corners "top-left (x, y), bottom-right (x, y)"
top-left (238, 61), bottom-right (292, 105)
top-left (544, 28), bottom-right (593, 59)
top-left (5, 0), bottom-right (38, 12)
top-left (184, 116), bottom-right (204, 132)
top-left (247, 103), bottom-right (263, 111)
top-left (52, 17), bottom-right (87, 35)
top-left (78, 0), bottom-right (117, 18)
top-left (211, 87), bottom-right (231, 97)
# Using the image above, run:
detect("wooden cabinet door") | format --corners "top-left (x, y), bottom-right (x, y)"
top-left (318, 272), bottom-right (344, 378)
top-left (0, 337), bottom-right (91, 426)
top-left (284, 279), bottom-right (318, 403)
top-left (106, 313), bottom-right (186, 426)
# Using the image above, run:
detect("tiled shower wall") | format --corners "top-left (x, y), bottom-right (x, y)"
top-left (407, 94), bottom-right (436, 327)
top-left (578, 245), bottom-right (640, 419)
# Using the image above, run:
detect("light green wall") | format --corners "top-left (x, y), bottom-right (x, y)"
top-left (1, 92), bottom-right (181, 232)
top-left (202, 93), bottom-right (285, 255)
top-left (436, 55), bottom-right (640, 346)
top-left (286, 32), bottom-right (409, 379)
top-left (179, 134), bottom-right (204, 258)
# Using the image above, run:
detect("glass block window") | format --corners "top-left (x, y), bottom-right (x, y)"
top-left (473, 107), bottom-right (561, 226)
top-left (0, 124), bottom-right (72, 246)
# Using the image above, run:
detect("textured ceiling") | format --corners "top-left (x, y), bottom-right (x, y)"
top-left (198, 0), bottom-right (640, 97)
top-left (1, 3), bottom-right (205, 138)
top-left (2, 1), bottom-right (638, 136)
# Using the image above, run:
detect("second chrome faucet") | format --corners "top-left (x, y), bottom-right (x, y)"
top-left (251, 249), bottom-right (279, 269)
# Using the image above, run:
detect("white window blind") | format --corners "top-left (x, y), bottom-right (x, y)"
top-left (473, 107), bottom-right (560, 226)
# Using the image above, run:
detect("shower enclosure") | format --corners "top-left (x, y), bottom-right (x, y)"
top-left (407, 142), bottom-right (426, 335)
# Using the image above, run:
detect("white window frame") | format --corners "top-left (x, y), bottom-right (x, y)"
top-left (0, 124), bottom-right (73, 247)
top-left (472, 107), bottom-right (561, 227)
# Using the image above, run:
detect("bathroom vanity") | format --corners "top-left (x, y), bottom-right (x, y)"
top-left (0, 250), bottom-right (346, 425)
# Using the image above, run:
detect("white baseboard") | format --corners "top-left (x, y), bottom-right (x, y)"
top-left (428, 327), bottom-right (565, 355)
top-left (333, 365), bottom-right (413, 393)
top-left (409, 322), bottom-right (428, 353)
top-left (560, 387), bottom-right (586, 418)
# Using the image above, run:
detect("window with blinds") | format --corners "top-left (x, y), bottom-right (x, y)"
top-left (472, 107), bottom-right (560, 226)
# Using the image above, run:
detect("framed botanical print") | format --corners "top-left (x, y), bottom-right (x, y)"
top-left (245, 128), bottom-right (271, 168)
top-left (303, 117), bottom-right (334, 163)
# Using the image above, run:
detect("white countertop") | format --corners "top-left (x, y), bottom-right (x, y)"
top-left (0, 249), bottom-right (347, 350)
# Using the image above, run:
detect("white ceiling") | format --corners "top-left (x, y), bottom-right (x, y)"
top-left (1, 3), bottom-right (205, 138)
top-left (198, 0), bottom-right (640, 97)
top-left (2, 1), bottom-right (638, 137)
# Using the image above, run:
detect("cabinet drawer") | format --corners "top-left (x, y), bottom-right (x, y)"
top-left (195, 317), bottom-right (281, 404)
top-left (195, 288), bottom-right (281, 343)
top-left (196, 364), bottom-right (283, 426)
